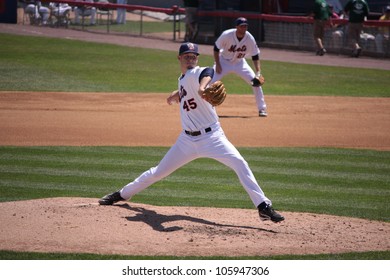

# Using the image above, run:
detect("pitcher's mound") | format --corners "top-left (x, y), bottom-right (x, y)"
top-left (0, 198), bottom-right (389, 257)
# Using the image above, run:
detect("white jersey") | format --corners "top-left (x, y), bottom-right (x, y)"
top-left (178, 66), bottom-right (219, 132)
top-left (215, 29), bottom-right (260, 64)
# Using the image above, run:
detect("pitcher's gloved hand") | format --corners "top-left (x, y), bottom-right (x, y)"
top-left (202, 81), bottom-right (227, 106)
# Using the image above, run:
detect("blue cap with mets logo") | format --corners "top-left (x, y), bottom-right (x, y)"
top-left (179, 42), bottom-right (199, 55)
top-left (235, 17), bottom-right (248, 26)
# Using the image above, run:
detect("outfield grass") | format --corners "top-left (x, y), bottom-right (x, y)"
top-left (0, 33), bottom-right (389, 96)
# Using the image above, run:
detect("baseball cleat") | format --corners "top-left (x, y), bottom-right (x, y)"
top-left (317, 48), bottom-right (326, 56)
top-left (259, 110), bottom-right (268, 117)
top-left (98, 191), bottom-right (124, 205)
top-left (258, 202), bottom-right (285, 223)
top-left (352, 48), bottom-right (362, 58)
top-left (356, 48), bottom-right (362, 57)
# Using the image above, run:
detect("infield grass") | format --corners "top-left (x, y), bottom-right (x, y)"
top-left (1, 250), bottom-right (389, 260)
top-left (1, 146), bottom-right (389, 222)
top-left (1, 146), bottom-right (389, 259)
top-left (0, 33), bottom-right (389, 96)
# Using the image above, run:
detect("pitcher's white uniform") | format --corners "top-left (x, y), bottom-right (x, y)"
top-left (99, 42), bottom-right (284, 223)
top-left (119, 66), bottom-right (271, 208)
top-left (212, 27), bottom-right (267, 112)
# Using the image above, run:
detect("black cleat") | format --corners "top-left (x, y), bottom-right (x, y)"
top-left (352, 48), bottom-right (362, 58)
top-left (98, 191), bottom-right (124, 205)
top-left (356, 48), bottom-right (361, 57)
top-left (316, 48), bottom-right (326, 56)
top-left (259, 109), bottom-right (268, 117)
top-left (258, 202), bottom-right (285, 223)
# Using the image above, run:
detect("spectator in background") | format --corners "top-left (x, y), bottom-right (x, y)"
top-left (329, 4), bottom-right (345, 51)
top-left (74, 0), bottom-right (96, 25)
top-left (344, 0), bottom-right (369, 57)
top-left (375, 5), bottom-right (390, 54)
top-left (116, 0), bottom-right (127, 24)
top-left (309, 0), bottom-right (332, 56)
top-left (182, 0), bottom-right (200, 41)
top-left (24, 1), bottom-right (50, 25)
top-left (49, 3), bottom-right (72, 16)
top-left (49, 3), bottom-right (72, 26)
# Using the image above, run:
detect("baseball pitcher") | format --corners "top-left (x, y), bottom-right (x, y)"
top-left (98, 42), bottom-right (284, 224)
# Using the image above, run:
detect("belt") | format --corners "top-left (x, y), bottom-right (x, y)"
top-left (185, 127), bottom-right (212, 136)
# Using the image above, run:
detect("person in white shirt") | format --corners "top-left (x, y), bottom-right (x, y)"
top-left (116, 0), bottom-right (127, 24)
top-left (74, 0), bottom-right (96, 25)
top-left (212, 17), bottom-right (268, 117)
top-left (24, 1), bottom-right (50, 25)
top-left (98, 42), bottom-right (285, 224)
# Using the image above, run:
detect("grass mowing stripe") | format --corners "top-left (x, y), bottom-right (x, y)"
top-left (0, 166), bottom-right (137, 180)
top-left (244, 154), bottom-right (390, 170)
top-left (0, 179), bottom-right (109, 191)
top-left (2, 158), bottom-right (388, 184)
top-left (0, 146), bottom-right (388, 221)
top-left (262, 181), bottom-right (389, 196)
top-left (0, 153), bottom-right (160, 166)
top-left (249, 166), bottom-right (389, 182)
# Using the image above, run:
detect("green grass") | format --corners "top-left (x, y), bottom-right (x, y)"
top-left (1, 250), bottom-right (388, 260)
top-left (0, 33), bottom-right (389, 96)
top-left (1, 146), bottom-right (389, 222)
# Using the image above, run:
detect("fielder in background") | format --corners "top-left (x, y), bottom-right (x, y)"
top-left (343, 0), bottom-right (370, 57)
top-left (309, 0), bottom-right (333, 56)
top-left (99, 42), bottom-right (285, 224)
top-left (211, 17), bottom-right (268, 117)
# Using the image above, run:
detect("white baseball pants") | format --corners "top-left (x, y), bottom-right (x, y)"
top-left (120, 124), bottom-right (271, 208)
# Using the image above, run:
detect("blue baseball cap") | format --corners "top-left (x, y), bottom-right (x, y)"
top-left (235, 17), bottom-right (248, 26)
top-left (179, 42), bottom-right (199, 55)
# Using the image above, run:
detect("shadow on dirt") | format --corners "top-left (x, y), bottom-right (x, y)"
top-left (116, 203), bottom-right (277, 234)
top-left (218, 115), bottom-right (252, 119)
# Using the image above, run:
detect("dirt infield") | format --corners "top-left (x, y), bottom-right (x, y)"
top-left (0, 24), bottom-right (389, 257)
top-left (1, 91), bottom-right (390, 149)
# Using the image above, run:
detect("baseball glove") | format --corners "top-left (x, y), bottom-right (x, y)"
top-left (202, 81), bottom-right (227, 106)
top-left (251, 75), bottom-right (265, 87)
